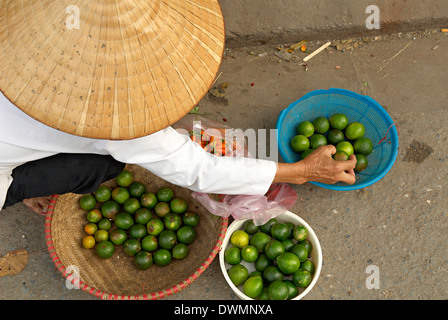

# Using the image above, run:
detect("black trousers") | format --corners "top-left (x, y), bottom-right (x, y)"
top-left (2, 153), bottom-right (125, 209)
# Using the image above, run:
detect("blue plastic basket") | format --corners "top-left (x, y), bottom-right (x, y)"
top-left (276, 88), bottom-right (399, 190)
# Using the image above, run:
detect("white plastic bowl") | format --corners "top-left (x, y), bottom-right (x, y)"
top-left (219, 211), bottom-right (322, 300)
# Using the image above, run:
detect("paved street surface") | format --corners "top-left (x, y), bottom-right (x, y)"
top-left (1, 29), bottom-right (447, 300)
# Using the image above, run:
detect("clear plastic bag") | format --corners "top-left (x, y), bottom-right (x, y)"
top-left (172, 114), bottom-right (297, 226)
top-left (191, 183), bottom-right (297, 226)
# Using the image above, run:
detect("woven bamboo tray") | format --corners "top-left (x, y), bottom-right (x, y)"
top-left (45, 164), bottom-right (228, 300)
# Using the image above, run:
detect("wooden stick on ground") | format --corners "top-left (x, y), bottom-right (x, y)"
top-left (303, 41), bottom-right (332, 62)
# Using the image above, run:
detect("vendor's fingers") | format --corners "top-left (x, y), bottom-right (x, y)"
top-left (319, 144), bottom-right (337, 156)
top-left (340, 169), bottom-right (356, 185)
top-left (340, 154), bottom-right (357, 170)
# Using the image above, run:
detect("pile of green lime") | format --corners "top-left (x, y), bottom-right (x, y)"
top-left (290, 113), bottom-right (373, 173)
top-left (79, 169), bottom-right (200, 270)
top-left (224, 218), bottom-right (316, 300)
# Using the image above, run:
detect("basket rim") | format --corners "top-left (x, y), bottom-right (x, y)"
top-left (44, 194), bottom-right (228, 300)
top-left (276, 88), bottom-right (399, 191)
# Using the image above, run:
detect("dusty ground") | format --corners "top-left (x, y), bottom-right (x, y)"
top-left (1, 29), bottom-right (447, 300)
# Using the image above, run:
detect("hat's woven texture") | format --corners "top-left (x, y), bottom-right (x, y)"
top-left (0, 0), bottom-right (225, 140)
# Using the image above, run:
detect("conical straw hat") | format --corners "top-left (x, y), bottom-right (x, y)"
top-left (0, 0), bottom-right (225, 140)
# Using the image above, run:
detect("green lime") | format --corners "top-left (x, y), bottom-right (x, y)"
top-left (111, 187), bottom-right (130, 205)
top-left (329, 113), bottom-right (349, 130)
top-left (129, 224), bottom-right (147, 239)
top-left (354, 137), bottom-right (373, 156)
top-left (263, 265), bottom-right (284, 283)
top-left (154, 202), bottom-right (170, 218)
top-left (270, 223), bottom-right (290, 241)
top-left (141, 235), bottom-right (158, 252)
top-left (290, 135), bottom-right (310, 153)
top-left (109, 229), bottom-right (127, 245)
top-left (284, 280), bottom-right (299, 300)
top-left (300, 260), bottom-right (316, 275)
top-left (243, 276), bottom-right (264, 299)
top-left (115, 170), bottom-right (133, 187)
top-left (333, 150), bottom-right (349, 161)
top-left (300, 149), bottom-right (314, 160)
top-left (123, 238), bottom-right (141, 257)
top-left (227, 264), bottom-right (249, 286)
top-left (336, 141), bottom-right (354, 157)
top-left (79, 194), bottom-right (96, 211)
top-left (100, 200), bottom-right (120, 219)
top-left (134, 251), bottom-right (153, 270)
top-left (164, 212), bottom-right (183, 231)
top-left (140, 192), bottom-right (158, 209)
top-left (98, 218), bottom-right (112, 231)
top-left (172, 243), bottom-right (189, 260)
top-left (284, 222), bottom-right (295, 236)
top-left (296, 121), bottom-right (315, 138)
top-left (156, 187), bottom-right (174, 202)
top-left (264, 239), bottom-right (285, 260)
top-left (123, 197), bottom-right (141, 214)
top-left (94, 229), bottom-right (109, 242)
top-left (267, 280), bottom-right (289, 300)
top-left (230, 230), bottom-right (249, 249)
top-left (249, 232), bottom-right (271, 252)
top-left (128, 181), bottom-right (146, 198)
top-left (254, 253), bottom-right (273, 272)
top-left (114, 212), bottom-right (134, 230)
top-left (258, 287), bottom-right (270, 300)
top-left (276, 252), bottom-right (301, 274)
top-left (146, 218), bottom-right (165, 236)
top-left (182, 212), bottom-right (199, 227)
top-left (153, 249), bottom-right (172, 267)
top-left (241, 245), bottom-right (259, 263)
top-left (243, 219), bottom-right (259, 235)
top-left (249, 271), bottom-right (263, 278)
top-left (309, 134), bottom-right (327, 149)
top-left (312, 116), bottom-right (330, 134)
top-left (93, 185), bottom-right (112, 203)
top-left (293, 269), bottom-right (312, 288)
top-left (170, 198), bottom-right (188, 214)
top-left (95, 240), bottom-right (115, 259)
top-left (327, 129), bottom-right (346, 145)
top-left (259, 218), bottom-right (278, 234)
top-left (355, 153), bottom-right (369, 172)
top-left (82, 235), bottom-right (96, 249)
top-left (224, 246), bottom-right (242, 265)
top-left (345, 122), bottom-right (365, 140)
top-left (134, 208), bottom-right (153, 225)
top-left (158, 230), bottom-right (177, 249)
top-left (298, 239), bottom-right (313, 255)
top-left (177, 225), bottom-right (196, 245)
top-left (292, 225), bottom-right (308, 242)
top-left (281, 239), bottom-right (295, 251)
top-left (290, 244), bottom-right (308, 262)
top-left (84, 223), bottom-right (98, 236)
top-left (86, 208), bottom-right (103, 223)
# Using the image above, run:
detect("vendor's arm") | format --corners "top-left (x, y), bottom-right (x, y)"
top-left (273, 145), bottom-right (357, 185)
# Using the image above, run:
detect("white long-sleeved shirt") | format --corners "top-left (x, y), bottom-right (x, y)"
top-left (0, 92), bottom-right (277, 210)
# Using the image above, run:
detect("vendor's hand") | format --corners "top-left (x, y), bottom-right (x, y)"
top-left (274, 145), bottom-right (357, 185)
top-left (23, 196), bottom-right (52, 216)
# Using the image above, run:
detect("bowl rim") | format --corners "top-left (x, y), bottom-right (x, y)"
top-left (219, 211), bottom-right (322, 300)
top-left (276, 88), bottom-right (399, 191)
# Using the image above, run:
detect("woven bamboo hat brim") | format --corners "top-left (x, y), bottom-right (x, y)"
top-left (0, 0), bottom-right (225, 140)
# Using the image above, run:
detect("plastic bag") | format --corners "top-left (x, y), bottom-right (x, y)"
top-left (172, 114), bottom-right (297, 226)
top-left (173, 114), bottom-right (250, 158)
top-left (191, 183), bottom-right (297, 226)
